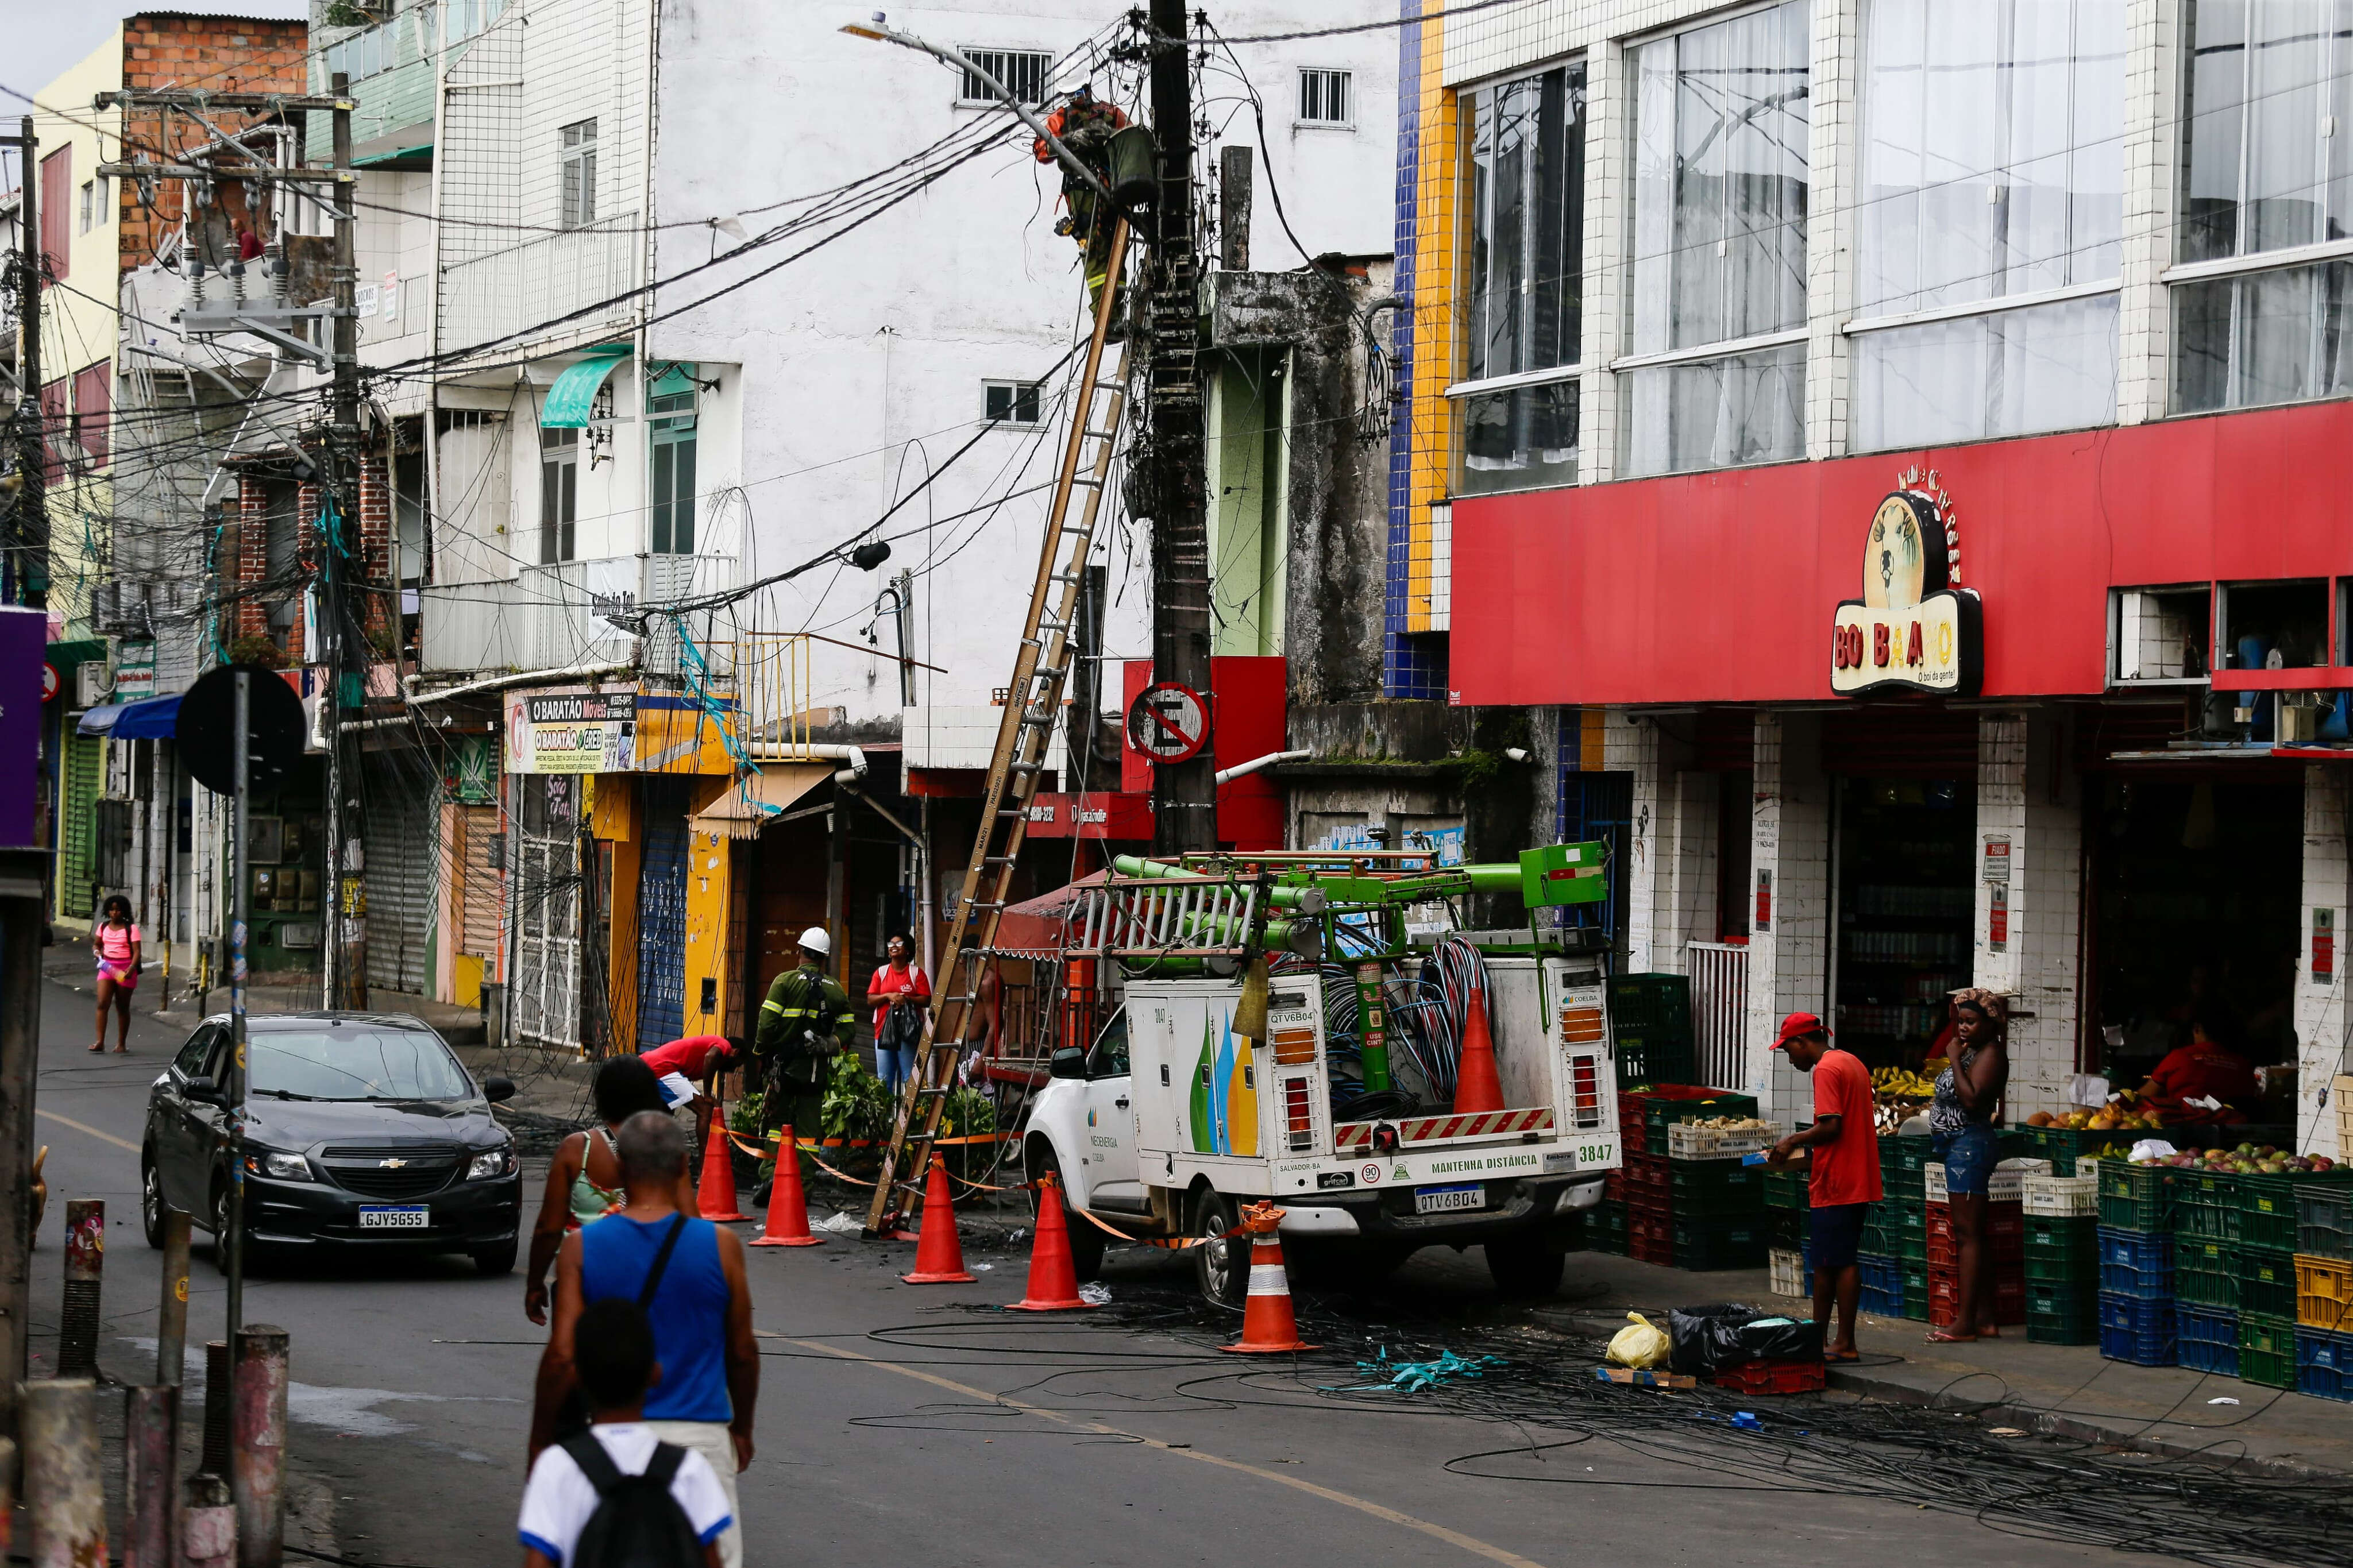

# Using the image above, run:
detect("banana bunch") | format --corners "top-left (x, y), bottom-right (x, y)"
top-left (1871, 1066), bottom-right (1937, 1099)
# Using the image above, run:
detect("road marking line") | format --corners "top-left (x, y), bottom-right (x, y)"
top-left (37, 1107), bottom-right (140, 1153)
top-left (762, 1331), bottom-right (1546, 1568)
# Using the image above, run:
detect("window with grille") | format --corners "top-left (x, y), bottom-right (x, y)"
top-left (540, 426), bottom-right (578, 563)
top-left (959, 48), bottom-right (1051, 105)
top-left (650, 366), bottom-right (698, 556)
top-left (1298, 68), bottom-right (1352, 125)
top-left (560, 119), bottom-right (598, 230)
top-left (984, 380), bottom-right (1042, 424)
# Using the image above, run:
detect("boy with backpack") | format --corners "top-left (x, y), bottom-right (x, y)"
top-left (518, 1297), bottom-right (731, 1566)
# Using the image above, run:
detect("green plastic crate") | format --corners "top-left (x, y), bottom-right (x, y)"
top-left (1902, 1285), bottom-right (1930, 1322)
top-left (2169, 1170), bottom-right (2242, 1242)
top-left (1765, 1169), bottom-right (1810, 1210)
top-left (2241, 1171), bottom-right (2353, 1252)
top-left (1668, 1159), bottom-right (1769, 1215)
top-left (1613, 1035), bottom-right (1695, 1090)
top-left (2239, 1312), bottom-right (2297, 1389)
top-left (2097, 1160), bottom-right (2171, 1233)
top-left (2026, 1277), bottom-right (2099, 1329)
top-left (1645, 1092), bottom-right (1760, 1141)
top-left (2013, 1124), bottom-right (2136, 1170)
top-left (2026, 1213), bottom-right (2099, 1254)
top-left (2240, 1246), bottom-right (2299, 1319)
top-left (2023, 1249), bottom-right (2101, 1284)
top-left (1671, 1215), bottom-right (1769, 1272)
top-left (1879, 1138), bottom-right (1934, 1177)
top-left (2300, 1187), bottom-right (2353, 1261)
top-left (2172, 1237), bottom-right (2240, 1309)
top-left (1606, 973), bottom-right (1693, 1037)
top-left (1768, 1207), bottom-right (1806, 1249)
top-left (2027, 1316), bottom-right (2103, 1345)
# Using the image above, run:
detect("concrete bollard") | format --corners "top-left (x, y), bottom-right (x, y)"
top-left (184, 1473), bottom-right (237, 1568)
top-left (23, 1378), bottom-right (106, 1568)
top-left (57, 1197), bottom-right (104, 1377)
top-left (125, 1384), bottom-right (180, 1568)
top-left (232, 1324), bottom-right (291, 1568)
top-left (158, 1208), bottom-right (192, 1386)
top-left (203, 1339), bottom-right (233, 1475)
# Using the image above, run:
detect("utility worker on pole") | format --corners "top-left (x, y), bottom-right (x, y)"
top-left (749, 928), bottom-right (853, 1208)
top-left (1033, 84), bottom-right (1130, 323)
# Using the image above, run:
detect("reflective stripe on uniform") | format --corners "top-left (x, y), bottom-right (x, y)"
top-left (761, 1000), bottom-right (784, 1014)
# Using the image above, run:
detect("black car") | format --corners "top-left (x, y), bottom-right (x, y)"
top-left (141, 1011), bottom-right (524, 1275)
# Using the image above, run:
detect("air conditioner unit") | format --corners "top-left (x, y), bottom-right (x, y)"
top-left (76, 662), bottom-right (109, 708)
top-left (91, 580), bottom-right (154, 638)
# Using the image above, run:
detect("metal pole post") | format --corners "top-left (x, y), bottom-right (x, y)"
top-left (184, 1472), bottom-right (237, 1568)
top-left (327, 72), bottom-right (366, 1012)
top-left (56, 1196), bottom-right (102, 1376)
top-left (158, 1207), bottom-right (191, 1385)
top-left (227, 672), bottom-right (249, 1336)
top-left (232, 1323), bottom-right (289, 1568)
top-left (13, 117), bottom-right (48, 609)
top-left (892, 567), bottom-right (917, 706)
top-left (125, 1383), bottom-right (179, 1568)
top-left (201, 1338), bottom-right (232, 1474)
top-left (1145, 0), bottom-right (1215, 856)
top-left (0, 852), bottom-right (41, 1443)
top-left (22, 1378), bottom-right (104, 1568)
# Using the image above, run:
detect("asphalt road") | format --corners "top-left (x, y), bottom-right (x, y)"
top-left (21, 977), bottom-right (2186, 1568)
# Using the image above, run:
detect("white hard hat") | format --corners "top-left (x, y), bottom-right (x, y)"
top-left (799, 926), bottom-right (832, 957)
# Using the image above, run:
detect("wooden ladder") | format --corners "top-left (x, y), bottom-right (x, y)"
top-left (862, 218), bottom-right (1133, 1236)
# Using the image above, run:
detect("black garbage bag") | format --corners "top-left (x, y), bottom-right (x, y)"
top-left (1668, 1304), bottom-right (1826, 1373)
top-left (1735, 1315), bottom-right (1824, 1363)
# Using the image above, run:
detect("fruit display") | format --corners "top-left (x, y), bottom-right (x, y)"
top-left (1686, 1115), bottom-right (1775, 1133)
top-left (1872, 1067), bottom-right (1937, 1099)
top-left (2132, 1143), bottom-right (2336, 1175)
top-left (2026, 1104), bottom-right (2168, 1133)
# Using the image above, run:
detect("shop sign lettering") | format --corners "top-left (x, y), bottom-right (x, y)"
top-left (1830, 482), bottom-right (1982, 698)
top-left (2316, 908), bottom-right (2336, 984)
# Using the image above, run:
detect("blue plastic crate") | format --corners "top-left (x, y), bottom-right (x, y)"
top-left (1857, 1253), bottom-right (1905, 1316)
top-left (2297, 1326), bottom-right (2353, 1403)
top-left (2096, 1225), bottom-right (2174, 1299)
top-left (2174, 1303), bottom-right (2239, 1378)
top-left (2097, 1291), bottom-right (2177, 1367)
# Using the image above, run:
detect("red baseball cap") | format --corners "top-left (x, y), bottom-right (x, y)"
top-left (1770, 1011), bottom-right (1831, 1049)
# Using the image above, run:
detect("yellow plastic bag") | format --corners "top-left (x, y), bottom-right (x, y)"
top-left (1606, 1311), bottom-right (1671, 1369)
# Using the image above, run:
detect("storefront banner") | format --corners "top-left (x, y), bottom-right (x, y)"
top-left (506, 685), bottom-right (636, 774)
top-left (1830, 485), bottom-right (1982, 697)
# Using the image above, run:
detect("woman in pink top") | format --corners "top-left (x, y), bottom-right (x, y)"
top-left (866, 933), bottom-right (931, 1095)
top-left (90, 894), bottom-right (141, 1054)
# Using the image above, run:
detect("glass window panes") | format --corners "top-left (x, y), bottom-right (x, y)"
top-left (1631, 3), bottom-right (1810, 357)
top-left (1855, 293), bottom-right (2119, 449)
top-left (326, 21), bottom-right (398, 84)
top-left (1626, 342), bottom-right (1805, 476)
top-left (1299, 68), bottom-right (1352, 124)
top-left (2181, 0), bottom-right (2353, 264)
top-left (442, 0), bottom-right (510, 48)
top-left (2174, 258), bottom-right (2353, 412)
top-left (561, 119), bottom-right (598, 230)
top-left (985, 380), bottom-right (1042, 423)
top-left (1859, 0), bottom-right (2124, 314)
top-left (1457, 381), bottom-right (1579, 496)
top-left (960, 49), bottom-right (1051, 105)
top-left (540, 426), bottom-right (577, 565)
top-left (651, 381), bottom-right (697, 557)
top-left (1464, 63), bottom-right (1585, 382)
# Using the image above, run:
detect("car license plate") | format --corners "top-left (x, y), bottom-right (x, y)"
top-left (358, 1206), bottom-right (429, 1230)
top-left (1414, 1183), bottom-right (1484, 1215)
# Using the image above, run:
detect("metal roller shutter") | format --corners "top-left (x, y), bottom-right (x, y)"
top-left (635, 781), bottom-right (692, 1049)
top-left (60, 735), bottom-right (103, 917)
top-left (362, 771), bottom-right (438, 996)
top-left (456, 805), bottom-right (503, 963)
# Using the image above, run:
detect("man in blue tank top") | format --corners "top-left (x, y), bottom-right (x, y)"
top-left (532, 1111), bottom-right (759, 1568)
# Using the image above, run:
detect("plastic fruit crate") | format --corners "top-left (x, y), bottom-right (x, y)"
top-left (2296, 1253), bottom-right (2353, 1331)
top-left (1606, 973), bottom-right (1693, 1036)
top-left (1765, 1169), bottom-right (1810, 1210)
top-left (1671, 1215), bottom-right (1768, 1272)
top-left (2023, 1174), bottom-right (2100, 1218)
top-left (2241, 1171), bottom-right (2353, 1252)
top-left (2239, 1313), bottom-right (2297, 1388)
top-left (2026, 1276), bottom-right (2097, 1328)
top-left (2167, 1168), bottom-right (2242, 1242)
top-left (1768, 1247), bottom-right (1812, 1299)
top-left (1926, 1158), bottom-right (2049, 1205)
top-left (2013, 1124), bottom-right (2136, 1170)
top-left (2296, 1326), bottom-right (2353, 1402)
top-left (2097, 1160), bottom-right (2172, 1233)
top-left (1644, 1092), bottom-right (1759, 1142)
top-left (1667, 1158), bottom-right (1768, 1214)
top-left (2097, 1292), bottom-right (2177, 1366)
top-left (2096, 1226), bottom-right (2173, 1298)
top-left (1714, 1358), bottom-right (1826, 1395)
top-left (2299, 1188), bottom-right (2353, 1261)
top-left (1768, 1207), bottom-right (1806, 1249)
top-left (1880, 1137), bottom-right (1934, 1177)
top-left (2024, 1214), bottom-right (2098, 1270)
top-left (2027, 1312), bottom-right (2101, 1346)
top-left (2241, 1247), bottom-right (2299, 1319)
top-left (2172, 1238), bottom-right (2240, 1309)
top-left (1927, 1272), bottom-right (2026, 1326)
top-left (2175, 1303), bottom-right (2240, 1378)
top-left (1615, 1036), bottom-right (1695, 1090)
top-left (1668, 1121), bottom-right (1781, 1160)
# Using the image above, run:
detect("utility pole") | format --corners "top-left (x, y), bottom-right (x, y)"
top-left (1144, 0), bottom-right (1215, 856)
top-left (325, 74), bottom-right (366, 1010)
top-left (5, 118), bottom-right (48, 608)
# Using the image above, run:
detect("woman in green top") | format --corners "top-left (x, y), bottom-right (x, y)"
top-left (525, 1057), bottom-right (696, 1324)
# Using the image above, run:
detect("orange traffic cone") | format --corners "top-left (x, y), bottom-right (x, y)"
top-left (1452, 987), bottom-right (1505, 1115)
top-left (748, 1125), bottom-right (824, 1248)
top-left (901, 1154), bottom-right (976, 1284)
top-left (1224, 1200), bottom-right (1315, 1354)
top-left (696, 1116), bottom-right (747, 1222)
top-left (1006, 1173), bottom-right (1094, 1311)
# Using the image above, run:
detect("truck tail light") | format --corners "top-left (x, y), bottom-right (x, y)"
top-left (1560, 1005), bottom-right (1606, 1045)
top-left (1571, 1055), bottom-right (1601, 1129)
top-left (1283, 1075), bottom-right (1313, 1152)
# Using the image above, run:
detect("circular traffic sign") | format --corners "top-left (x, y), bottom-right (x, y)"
top-left (178, 663), bottom-right (308, 795)
top-left (41, 663), bottom-right (59, 703)
top-left (1125, 681), bottom-right (1208, 763)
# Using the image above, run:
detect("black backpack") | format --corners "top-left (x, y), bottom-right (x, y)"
top-left (562, 1434), bottom-right (705, 1568)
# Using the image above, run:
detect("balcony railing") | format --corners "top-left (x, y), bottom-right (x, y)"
top-left (419, 553), bottom-right (736, 678)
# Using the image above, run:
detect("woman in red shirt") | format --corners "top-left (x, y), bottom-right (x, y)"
top-left (867, 934), bottom-right (931, 1095)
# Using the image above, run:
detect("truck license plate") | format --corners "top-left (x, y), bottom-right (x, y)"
top-left (358, 1207), bottom-right (429, 1230)
top-left (1414, 1183), bottom-right (1484, 1215)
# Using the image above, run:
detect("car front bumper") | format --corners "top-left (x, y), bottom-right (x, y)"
top-left (242, 1169), bottom-right (523, 1250)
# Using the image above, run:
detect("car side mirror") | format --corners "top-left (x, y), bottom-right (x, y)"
top-left (183, 1074), bottom-right (222, 1106)
top-left (1049, 1046), bottom-right (1087, 1080)
top-left (483, 1074), bottom-right (517, 1104)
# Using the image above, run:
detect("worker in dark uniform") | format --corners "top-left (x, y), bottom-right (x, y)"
top-left (1032, 84), bottom-right (1130, 322)
top-left (749, 926), bottom-right (854, 1206)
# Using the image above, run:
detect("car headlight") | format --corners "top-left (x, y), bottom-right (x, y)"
top-left (466, 1146), bottom-right (514, 1181)
top-left (246, 1149), bottom-right (313, 1182)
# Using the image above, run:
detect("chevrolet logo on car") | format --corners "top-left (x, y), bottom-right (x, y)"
top-left (379, 1157), bottom-right (407, 1169)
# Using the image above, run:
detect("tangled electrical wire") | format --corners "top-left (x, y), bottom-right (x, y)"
top-left (1322, 937), bottom-right (1492, 1118)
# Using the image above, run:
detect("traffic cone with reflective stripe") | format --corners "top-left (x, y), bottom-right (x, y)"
top-left (901, 1154), bottom-right (976, 1284)
top-left (1224, 1200), bottom-right (1314, 1354)
top-left (696, 1111), bottom-right (747, 1222)
top-left (1007, 1173), bottom-right (1094, 1311)
top-left (749, 1125), bottom-right (824, 1247)
top-left (1451, 987), bottom-right (1506, 1115)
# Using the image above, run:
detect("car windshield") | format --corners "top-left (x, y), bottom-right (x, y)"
top-left (246, 1029), bottom-right (473, 1102)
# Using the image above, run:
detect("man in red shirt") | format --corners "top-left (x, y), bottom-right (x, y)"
top-left (1767, 1013), bottom-right (1883, 1362)
top-left (641, 1036), bottom-right (742, 1150)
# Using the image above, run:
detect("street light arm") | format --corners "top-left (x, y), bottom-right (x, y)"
top-left (843, 19), bottom-right (1113, 202)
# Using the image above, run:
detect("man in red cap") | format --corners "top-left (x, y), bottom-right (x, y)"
top-left (1766, 1013), bottom-right (1881, 1362)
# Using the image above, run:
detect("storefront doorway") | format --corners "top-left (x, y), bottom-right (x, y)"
top-left (1834, 775), bottom-right (1976, 1069)
top-left (2086, 774), bottom-right (2301, 1082)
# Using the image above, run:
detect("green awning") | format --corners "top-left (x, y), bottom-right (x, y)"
top-left (542, 345), bottom-right (632, 428)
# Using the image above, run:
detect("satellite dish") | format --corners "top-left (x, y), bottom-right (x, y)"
top-left (178, 664), bottom-right (307, 796)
